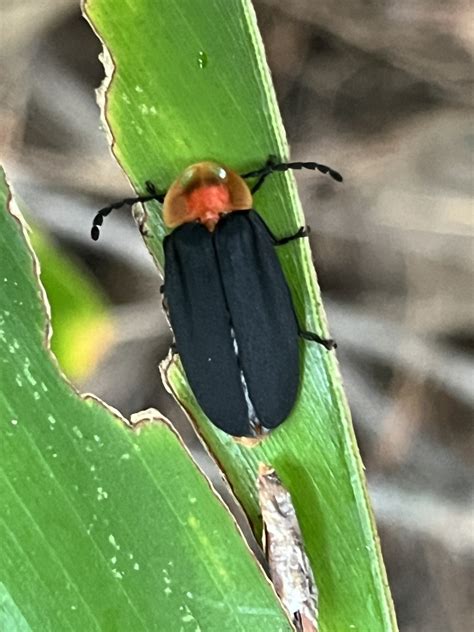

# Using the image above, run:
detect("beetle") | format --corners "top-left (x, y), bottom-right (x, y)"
top-left (91, 157), bottom-right (342, 436)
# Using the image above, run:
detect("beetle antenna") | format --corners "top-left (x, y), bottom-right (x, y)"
top-left (273, 161), bottom-right (343, 182)
top-left (91, 191), bottom-right (165, 241)
top-left (242, 157), bottom-right (343, 194)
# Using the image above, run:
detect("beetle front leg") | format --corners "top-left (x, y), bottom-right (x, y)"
top-left (241, 155), bottom-right (278, 194)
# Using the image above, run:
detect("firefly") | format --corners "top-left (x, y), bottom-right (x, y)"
top-left (91, 157), bottom-right (342, 436)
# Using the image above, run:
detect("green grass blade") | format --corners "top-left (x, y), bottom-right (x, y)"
top-left (83, 1), bottom-right (398, 629)
top-left (31, 229), bottom-right (113, 380)
top-left (0, 169), bottom-right (292, 631)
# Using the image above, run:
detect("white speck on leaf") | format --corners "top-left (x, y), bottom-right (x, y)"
top-left (97, 487), bottom-right (108, 501)
top-left (181, 604), bottom-right (200, 628)
top-left (23, 358), bottom-right (37, 385)
top-left (108, 534), bottom-right (120, 550)
top-left (72, 426), bottom-right (83, 439)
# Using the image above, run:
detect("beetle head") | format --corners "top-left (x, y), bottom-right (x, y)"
top-left (163, 162), bottom-right (252, 231)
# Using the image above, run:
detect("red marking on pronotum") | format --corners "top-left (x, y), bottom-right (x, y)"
top-left (163, 161), bottom-right (252, 231)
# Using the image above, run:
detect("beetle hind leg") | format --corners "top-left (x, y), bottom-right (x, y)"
top-left (273, 226), bottom-right (310, 246)
top-left (299, 330), bottom-right (336, 350)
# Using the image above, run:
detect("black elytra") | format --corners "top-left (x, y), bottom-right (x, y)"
top-left (164, 210), bottom-right (302, 437)
top-left (91, 157), bottom-right (341, 436)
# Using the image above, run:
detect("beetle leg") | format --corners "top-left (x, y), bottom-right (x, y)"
top-left (264, 223), bottom-right (310, 246)
top-left (91, 189), bottom-right (165, 241)
top-left (241, 155), bottom-right (278, 193)
top-left (273, 226), bottom-right (310, 246)
top-left (249, 173), bottom-right (268, 194)
top-left (299, 330), bottom-right (336, 350)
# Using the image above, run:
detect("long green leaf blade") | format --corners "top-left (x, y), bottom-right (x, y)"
top-left (83, 1), bottom-right (398, 629)
top-left (0, 170), bottom-right (291, 631)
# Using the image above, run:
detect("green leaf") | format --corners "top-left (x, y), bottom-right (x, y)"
top-left (0, 170), bottom-right (291, 630)
top-left (31, 230), bottom-right (113, 380)
top-left (84, 1), bottom-right (397, 629)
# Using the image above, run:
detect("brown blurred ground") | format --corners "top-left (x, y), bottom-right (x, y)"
top-left (1, 1), bottom-right (473, 630)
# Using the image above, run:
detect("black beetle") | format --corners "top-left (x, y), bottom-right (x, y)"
top-left (91, 157), bottom-right (342, 436)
